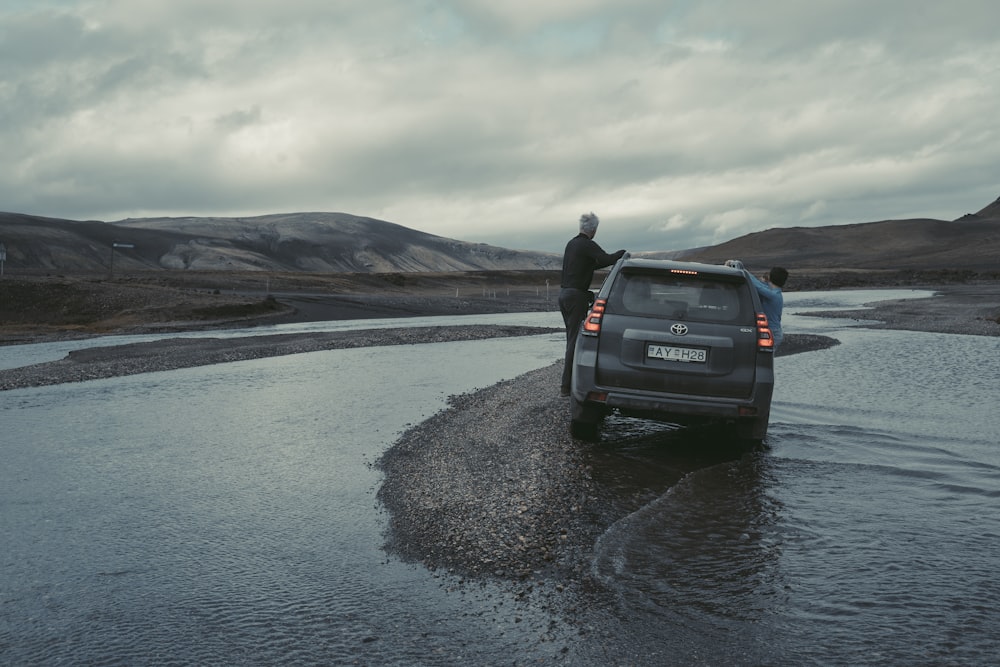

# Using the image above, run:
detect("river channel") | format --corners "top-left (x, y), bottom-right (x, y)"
top-left (1, 290), bottom-right (998, 665)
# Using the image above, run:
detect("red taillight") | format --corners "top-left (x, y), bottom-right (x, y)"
top-left (582, 298), bottom-right (607, 335)
top-left (756, 312), bottom-right (775, 352)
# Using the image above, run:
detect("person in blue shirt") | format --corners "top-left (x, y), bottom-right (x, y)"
top-left (747, 267), bottom-right (788, 349)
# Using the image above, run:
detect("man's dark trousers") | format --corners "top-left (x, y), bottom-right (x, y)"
top-left (559, 288), bottom-right (592, 394)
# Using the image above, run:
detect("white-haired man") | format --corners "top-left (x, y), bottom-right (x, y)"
top-left (559, 212), bottom-right (627, 397)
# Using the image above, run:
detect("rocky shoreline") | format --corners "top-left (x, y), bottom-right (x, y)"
top-left (376, 333), bottom-right (837, 586)
top-left (2, 284), bottom-right (997, 593)
top-left (800, 283), bottom-right (1000, 337)
top-left (3, 283), bottom-right (995, 392)
top-left (0, 325), bottom-right (560, 391)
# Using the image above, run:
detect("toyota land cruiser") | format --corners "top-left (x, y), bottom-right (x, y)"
top-left (569, 258), bottom-right (775, 443)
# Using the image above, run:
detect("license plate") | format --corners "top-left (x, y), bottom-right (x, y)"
top-left (646, 344), bottom-right (707, 363)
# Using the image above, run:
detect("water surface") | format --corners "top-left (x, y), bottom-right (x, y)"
top-left (3, 289), bottom-right (998, 665)
top-left (588, 323), bottom-right (999, 665)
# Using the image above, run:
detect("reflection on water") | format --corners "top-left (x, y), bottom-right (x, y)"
top-left (588, 326), bottom-right (1000, 665)
top-left (2, 291), bottom-right (999, 665)
top-left (1, 335), bottom-right (579, 665)
top-left (593, 453), bottom-right (781, 624)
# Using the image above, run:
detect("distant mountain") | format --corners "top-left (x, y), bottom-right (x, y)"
top-left (2, 199), bottom-right (998, 275)
top-left (955, 194), bottom-right (1000, 221)
top-left (0, 212), bottom-right (560, 273)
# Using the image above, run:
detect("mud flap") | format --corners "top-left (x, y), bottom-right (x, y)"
top-left (736, 417), bottom-right (768, 443)
top-left (569, 395), bottom-right (603, 441)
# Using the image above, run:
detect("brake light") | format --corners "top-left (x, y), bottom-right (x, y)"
top-left (756, 312), bottom-right (775, 352)
top-left (582, 298), bottom-right (607, 335)
top-left (670, 268), bottom-right (699, 275)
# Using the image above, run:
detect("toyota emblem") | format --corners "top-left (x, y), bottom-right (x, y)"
top-left (670, 323), bottom-right (689, 336)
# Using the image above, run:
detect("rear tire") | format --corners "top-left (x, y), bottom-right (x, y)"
top-left (569, 395), bottom-right (603, 441)
top-left (736, 417), bottom-right (768, 445)
top-left (570, 419), bottom-right (599, 441)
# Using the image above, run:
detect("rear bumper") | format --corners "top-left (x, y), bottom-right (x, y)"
top-left (596, 389), bottom-right (770, 421)
top-left (571, 360), bottom-right (773, 424)
top-left (570, 335), bottom-right (773, 426)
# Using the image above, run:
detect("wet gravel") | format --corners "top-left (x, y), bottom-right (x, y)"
top-left (376, 333), bottom-right (839, 587)
top-left (0, 325), bottom-right (560, 391)
top-left (378, 363), bottom-right (599, 582)
top-left (798, 284), bottom-right (1000, 337)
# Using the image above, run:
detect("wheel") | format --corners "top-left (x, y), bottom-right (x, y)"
top-left (570, 418), bottom-right (599, 441)
top-left (569, 395), bottom-right (602, 441)
top-left (735, 417), bottom-right (768, 445)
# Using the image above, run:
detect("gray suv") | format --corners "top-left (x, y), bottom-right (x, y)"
top-left (569, 258), bottom-right (776, 443)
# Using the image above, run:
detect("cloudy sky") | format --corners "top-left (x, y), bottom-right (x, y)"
top-left (2, 1), bottom-right (998, 253)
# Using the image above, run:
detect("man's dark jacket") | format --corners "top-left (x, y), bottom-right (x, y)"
top-left (560, 233), bottom-right (625, 289)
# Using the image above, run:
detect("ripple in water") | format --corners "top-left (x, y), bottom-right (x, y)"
top-left (589, 328), bottom-right (1000, 665)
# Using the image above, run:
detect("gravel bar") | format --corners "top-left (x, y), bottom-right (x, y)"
top-left (377, 333), bottom-right (839, 584)
top-left (0, 325), bottom-right (560, 391)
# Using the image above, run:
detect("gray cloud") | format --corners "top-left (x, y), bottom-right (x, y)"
top-left (1, 1), bottom-right (997, 253)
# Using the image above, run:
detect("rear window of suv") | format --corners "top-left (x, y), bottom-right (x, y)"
top-left (610, 269), bottom-right (753, 324)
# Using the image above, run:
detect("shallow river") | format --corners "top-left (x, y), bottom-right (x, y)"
top-left (2, 291), bottom-right (998, 665)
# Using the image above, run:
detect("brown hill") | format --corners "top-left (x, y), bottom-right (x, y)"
top-left (675, 216), bottom-right (1000, 272)
top-left (954, 194), bottom-right (1000, 221)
